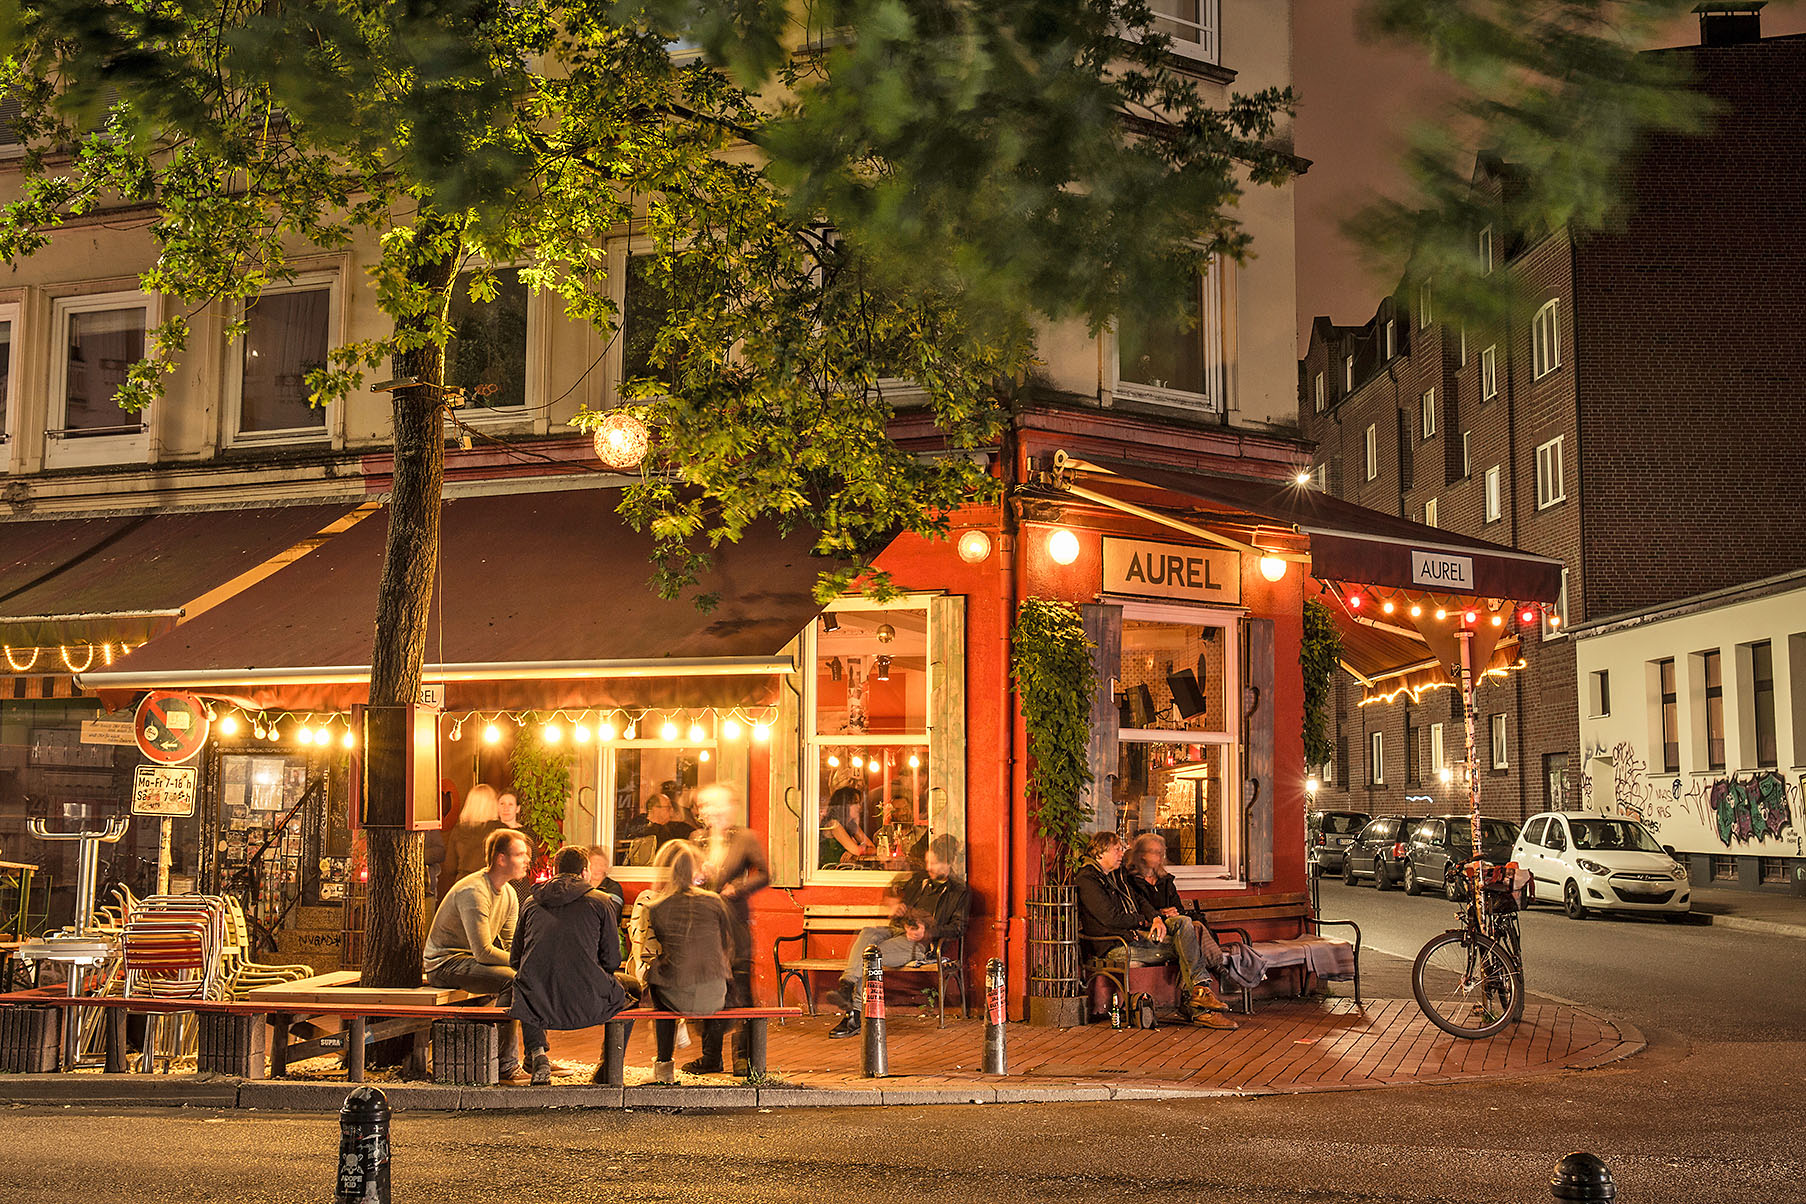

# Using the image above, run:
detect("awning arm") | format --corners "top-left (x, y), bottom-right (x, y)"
top-left (80, 655), bottom-right (797, 692)
top-left (1051, 452), bottom-right (1309, 562)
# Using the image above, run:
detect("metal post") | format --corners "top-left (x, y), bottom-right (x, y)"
top-left (861, 946), bottom-right (888, 1078)
top-left (334, 1086), bottom-right (392, 1204)
top-left (601, 1021), bottom-right (627, 1087)
top-left (157, 817), bottom-right (173, 896)
top-left (1457, 628), bottom-right (1485, 925)
top-left (1550, 1152), bottom-right (1615, 1201)
top-left (982, 958), bottom-right (1008, 1076)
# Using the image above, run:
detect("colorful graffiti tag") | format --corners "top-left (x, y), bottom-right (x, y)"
top-left (1707, 772), bottom-right (1792, 847)
top-left (1593, 740), bottom-right (1804, 853)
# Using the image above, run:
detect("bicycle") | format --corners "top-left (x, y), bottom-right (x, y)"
top-left (1411, 859), bottom-right (1528, 1039)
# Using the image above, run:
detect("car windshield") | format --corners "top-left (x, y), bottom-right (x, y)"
top-left (1568, 819), bottom-right (1663, 853)
top-left (1446, 819), bottom-right (1518, 847)
top-left (1319, 814), bottom-right (1365, 835)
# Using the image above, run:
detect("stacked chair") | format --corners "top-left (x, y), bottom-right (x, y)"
top-left (219, 895), bottom-right (313, 999)
top-left (120, 894), bottom-right (232, 1071)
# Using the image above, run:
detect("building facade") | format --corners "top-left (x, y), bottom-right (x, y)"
top-left (1297, 21), bottom-right (1806, 842)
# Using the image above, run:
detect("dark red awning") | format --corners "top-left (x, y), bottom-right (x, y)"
top-left (81, 485), bottom-right (833, 711)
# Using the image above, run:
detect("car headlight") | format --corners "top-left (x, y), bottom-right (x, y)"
top-left (1671, 863), bottom-right (1689, 880)
top-left (1576, 858), bottom-right (1609, 875)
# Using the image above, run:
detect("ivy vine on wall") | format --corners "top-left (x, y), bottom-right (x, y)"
top-left (1011, 597), bottom-right (1096, 885)
top-left (1301, 597), bottom-right (1343, 772)
top-left (510, 729), bottom-right (573, 867)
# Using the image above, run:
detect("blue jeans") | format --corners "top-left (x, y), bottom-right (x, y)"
top-left (839, 926), bottom-right (928, 1013)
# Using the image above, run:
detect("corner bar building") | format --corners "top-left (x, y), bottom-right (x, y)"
top-left (71, 407), bottom-right (1561, 1015)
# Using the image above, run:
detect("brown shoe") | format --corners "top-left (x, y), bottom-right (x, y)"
top-left (499, 1067), bottom-right (533, 1085)
top-left (1191, 981), bottom-right (1232, 1012)
top-left (1192, 1011), bottom-right (1239, 1031)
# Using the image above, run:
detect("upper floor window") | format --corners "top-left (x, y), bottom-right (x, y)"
top-left (1313, 371), bottom-right (1325, 413)
top-left (232, 280), bottom-right (333, 441)
top-left (1383, 318), bottom-right (1396, 359)
top-left (1484, 464), bottom-right (1502, 523)
top-left (1481, 344), bottom-right (1498, 399)
top-left (1459, 326), bottom-right (1467, 366)
top-left (1116, 260), bottom-right (1224, 412)
top-left (1343, 354), bottom-right (1355, 393)
top-left (1147, 0), bottom-right (1219, 64)
top-left (1702, 648), bottom-right (1726, 772)
top-left (1535, 435), bottom-right (1565, 509)
top-left (1364, 424), bottom-right (1377, 481)
top-left (49, 291), bottom-right (155, 469)
top-left (1490, 713), bottom-right (1508, 769)
top-left (1461, 430), bottom-right (1471, 478)
top-left (0, 307), bottom-right (14, 450)
top-left (1750, 640), bottom-right (1777, 768)
top-left (1478, 226), bottom-right (1494, 274)
top-left (1424, 497), bottom-right (1438, 527)
top-left (1420, 388), bottom-right (1436, 440)
top-left (1657, 657), bottom-right (1679, 773)
top-left (1532, 299), bottom-right (1561, 379)
top-left (1417, 282), bottom-right (1432, 329)
top-left (447, 266), bottom-right (531, 417)
top-left (1368, 730), bottom-right (1385, 785)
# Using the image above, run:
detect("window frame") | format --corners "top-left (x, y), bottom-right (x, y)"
top-left (802, 594), bottom-right (938, 888)
top-left (1429, 722), bottom-right (1445, 773)
top-left (1417, 281), bottom-right (1432, 329)
top-left (1658, 657), bottom-right (1680, 773)
top-left (1484, 465), bottom-right (1502, 524)
top-left (1113, 256), bottom-right (1226, 414)
top-left (1364, 424), bottom-right (1377, 481)
top-left (1535, 435), bottom-right (1565, 509)
top-left (1343, 355), bottom-right (1355, 393)
top-left (1424, 497), bottom-right (1438, 527)
top-left (1313, 371), bottom-right (1325, 413)
top-left (1481, 344), bottom-right (1498, 400)
top-left (1368, 730), bottom-right (1385, 786)
top-left (1490, 713), bottom-right (1508, 770)
top-left (0, 301), bottom-right (18, 458)
top-left (1139, 0), bottom-right (1220, 65)
top-left (1421, 388), bottom-right (1436, 440)
top-left (1702, 648), bottom-right (1726, 772)
top-left (1532, 299), bottom-right (1561, 379)
top-left (1460, 431), bottom-right (1471, 479)
top-left (225, 271), bottom-right (342, 446)
top-left (449, 259), bottom-right (548, 431)
top-left (1383, 318), bottom-right (1396, 360)
top-left (47, 289), bottom-right (159, 470)
top-left (578, 730), bottom-right (738, 886)
top-left (1750, 640), bottom-right (1777, 769)
top-left (1478, 226), bottom-right (1494, 274)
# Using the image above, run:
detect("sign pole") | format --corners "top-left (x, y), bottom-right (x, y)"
top-left (157, 818), bottom-right (173, 895)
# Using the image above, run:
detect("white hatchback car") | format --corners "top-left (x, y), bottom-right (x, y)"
top-left (1512, 812), bottom-right (1691, 921)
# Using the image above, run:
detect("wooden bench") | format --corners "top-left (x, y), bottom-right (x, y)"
top-left (1083, 891), bottom-right (1360, 1020)
top-left (773, 905), bottom-right (967, 1027)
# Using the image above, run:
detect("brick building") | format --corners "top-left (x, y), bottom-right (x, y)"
top-left (1297, 17), bottom-right (1806, 823)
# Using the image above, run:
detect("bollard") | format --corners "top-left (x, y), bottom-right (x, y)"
top-left (861, 945), bottom-right (888, 1078)
top-left (982, 958), bottom-right (1008, 1076)
top-left (1550, 1152), bottom-right (1615, 1201)
top-left (334, 1085), bottom-right (391, 1204)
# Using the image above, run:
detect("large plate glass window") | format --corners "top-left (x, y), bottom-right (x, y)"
top-left (1112, 604), bottom-right (1240, 882)
top-left (805, 601), bottom-right (937, 882)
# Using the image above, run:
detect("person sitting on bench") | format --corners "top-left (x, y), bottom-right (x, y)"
top-left (643, 839), bottom-right (736, 1082)
top-left (1076, 830), bottom-right (1235, 1029)
top-left (827, 834), bottom-right (969, 1039)
top-left (424, 827), bottom-right (534, 1083)
top-left (510, 845), bottom-right (630, 1084)
top-left (1124, 832), bottom-right (1236, 1011)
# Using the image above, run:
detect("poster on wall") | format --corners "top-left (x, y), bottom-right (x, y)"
top-left (250, 757), bottom-right (287, 811)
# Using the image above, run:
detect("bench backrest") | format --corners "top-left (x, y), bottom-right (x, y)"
top-left (1192, 892), bottom-right (1312, 940)
top-left (800, 904), bottom-right (894, 934)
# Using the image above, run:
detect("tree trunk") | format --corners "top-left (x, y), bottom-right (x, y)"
top-left (361, 211), bottom-right (462, 989)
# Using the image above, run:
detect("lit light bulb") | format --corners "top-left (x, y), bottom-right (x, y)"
top-left (827, 755), bottom-right (841, 768)
top-left (852, 756), bottom-right (865, 769)
top-left (267, 726), bottom-right (281, 742)
top-left (1520, 608), bottom-right (1537, 625)
top-left (484, 723), bottom-right (501, 744)
top-left (219, 715), bottom-right (240, 737)
top-left (599, 721), bottom-right (618, 742)
top-left (698, 750), bottom-right (710, 763)
top-left (752, 723), bottom-right (770, 743)
top-left (1347, 594), bottom-right (1363, 609)
top-left (1295, 470), bottom-right (1312, 486)
top-left (342, 728), bottom-right (356, 750)
top-left (573, 723), bottom-right (591, 743)
top-left (297, 726), bottom-right (314, 745)
top-left (868, 762), bottom-right (881, 775)
top-left (1463, 610), bottom-right (1477, 625)
top-left (1306, 775), bottom-right (1320, 794)
top-left (1434, 608), bottom-right (1447, 621)
top-left (1381, 600), bottom-right (1396, 615)
top-left (722, 719), bottom-right (742, 741)
top-left (660, 720), bottom-right (679, 742)
top-left (1047, 529), bottom-right (1080, 565)
top-left (1549, 614), bottom-right (1562, 629)
top-left (1439, 766), bottom-right (1454, 784)
top-left (1490, 614), bottom-right (1504, 627)
top-left (448, 722), bottom-right (462, 742)
top-left (1259, 556), bottom-right (1286, 582)
top-left (623, 723), bottom-right (636, 740)
top-left (907, 754), bottom-right (920, 769)
top-left (956, 529), bottom-right (992, 564)
top-left (254, 721), bottom-right (267, 740)
top-left (688, 722), bottom-right (705, 743)
top-left (1409, 605), bottom-right (1422, 618)
top-left (543, 723), bottom-right (562, 743)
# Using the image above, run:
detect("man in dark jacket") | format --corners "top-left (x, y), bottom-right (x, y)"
top-left (1076, 830), bottom-right (1234, 1029)
top-left (827, 834), bottom-right (970, 1039)
top-left (510, 845), bottom-right (630, 1084)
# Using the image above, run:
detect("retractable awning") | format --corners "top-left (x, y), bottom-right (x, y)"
top-left (81, 484), bottom-right (835, 712)
top-left (1, 502), bottom-right (375, 655)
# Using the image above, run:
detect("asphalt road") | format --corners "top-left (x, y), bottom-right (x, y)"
top-left (4, 883), bottom-right (1803, 1203)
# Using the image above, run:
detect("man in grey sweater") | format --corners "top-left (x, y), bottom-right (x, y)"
top-left (424, 827), bottom-right (533, 1084)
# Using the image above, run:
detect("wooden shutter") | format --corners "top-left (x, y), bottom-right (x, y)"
top-left (1243, 617), bottom-right (1275, 884)
top-left (1080, 603), bottom-right (1122, 834)
top-left (928, 595), bottom-right (967, 874)
top-left (765, 635), bottom-right (805, 887)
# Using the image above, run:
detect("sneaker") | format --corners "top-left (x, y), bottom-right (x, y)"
top-left (653, 1060), bottom-right (675, 1084)
top-left (499, 1066), bottom-right (533, 1085)
top-left (827, 1012), bottom-right (862, 1040)
top-left (1193, 1011), bottom-right (1239, 1031)
top-left (529, 1051), bottom-right (552, 1086)
top-left (681, 1055), bottom-right (726, 1075)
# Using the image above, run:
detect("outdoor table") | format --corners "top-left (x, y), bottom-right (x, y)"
top-left (244, 970), bottom-right (483, 1076)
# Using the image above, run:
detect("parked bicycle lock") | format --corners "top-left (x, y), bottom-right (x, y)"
top-left (861, 946), bottom-right (888, 1078)
top-left (334, 1085), bottom-right (391, 1204)
top-left (982, 958), bottom-right (1007, 1075)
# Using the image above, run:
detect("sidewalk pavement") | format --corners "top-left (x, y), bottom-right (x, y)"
top-left (0, 993), bottom-right (1642, 1112)
top-left (1687, 884), bottom-right (1806, 938)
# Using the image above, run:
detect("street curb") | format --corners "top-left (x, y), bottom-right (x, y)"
top-left (1694, 912), bottom-right (1806, 940)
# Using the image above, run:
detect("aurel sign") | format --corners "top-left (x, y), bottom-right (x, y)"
top-left (1102, 537), bottom-right (1241, 605)
top-left (1410, 550), bottom-right (1475, 591)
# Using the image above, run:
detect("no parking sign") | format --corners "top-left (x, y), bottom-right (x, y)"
top-left (134, 690), bottom-right (211, 765)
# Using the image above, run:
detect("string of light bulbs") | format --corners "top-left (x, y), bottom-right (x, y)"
top-left (206, 704), bottom-right (781, 749)
top-left (2, 641), bottom-right (130, 674)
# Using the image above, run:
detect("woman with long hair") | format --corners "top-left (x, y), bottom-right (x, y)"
top-left (643, 839), bottom-right (735, 1082)
top-left (691, 783), bottom-right (769, 1075)
top-left (439, 784), bottom-right (507, 900)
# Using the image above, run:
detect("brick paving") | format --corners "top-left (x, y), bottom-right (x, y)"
top-left (540, 996), bottom-right (1640, 1098)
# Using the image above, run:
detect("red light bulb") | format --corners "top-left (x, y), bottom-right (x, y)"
top-left (1463, 610), bottom-right (1477, 625)
top-left (1520, 608), bottom-right (1537, 624)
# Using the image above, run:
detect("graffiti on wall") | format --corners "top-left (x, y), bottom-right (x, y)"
top-left (1591, 740), bottom-right (1804, 854)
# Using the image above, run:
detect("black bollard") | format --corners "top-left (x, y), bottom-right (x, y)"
top-left (861, 945), bottom-right (888, 1078)
top-left (982, 958), bottom-right (1008, 1076)
top-left (1550, 1152), bottom-right (1615, 1201)
top-left (334, 1085), bottom-right (391, 1204)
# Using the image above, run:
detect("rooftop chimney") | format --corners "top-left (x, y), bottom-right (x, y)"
top-left (1694, 2), bottom-right (1764, 46)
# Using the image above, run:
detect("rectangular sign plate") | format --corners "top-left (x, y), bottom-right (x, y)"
top-left (1410, 550), bottom-right (1475, 591)
top-left (133, 764), bottom-right (198, 817)
top-left (1102, 537), bottom-right (1242, 605)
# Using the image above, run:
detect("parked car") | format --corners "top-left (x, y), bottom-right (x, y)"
top-left (1511, 812), bottom-right (1692, 920)
top-left (1401, 815), bottom-right (1522, 897)
top-left (1308, 809), bottom-right (1371, 876)
top-left (1342, 814), bottom-right (1427, 890)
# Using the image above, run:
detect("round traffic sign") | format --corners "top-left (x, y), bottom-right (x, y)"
top-left (135, 690), bottom-right (211, 765)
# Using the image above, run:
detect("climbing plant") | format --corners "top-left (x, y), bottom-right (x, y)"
top-left (1301, 598), bottom-right (1343, 772)
top-left (510, 728), bottom-right (572, 869)
top-left (1011, 598), bottom-right (1096, 885)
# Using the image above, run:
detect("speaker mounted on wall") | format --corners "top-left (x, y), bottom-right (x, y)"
top-left (1167, 669), bottom-right (1208, 719)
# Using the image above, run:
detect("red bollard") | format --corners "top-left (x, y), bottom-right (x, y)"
top-left (861, 946), bottom-right (888, 1078)
top-left (982, 958), bottom-right (1007, 1075)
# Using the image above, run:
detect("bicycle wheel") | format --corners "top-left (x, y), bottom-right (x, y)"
top-left (1412, 930), bottom-right (1522, 1040)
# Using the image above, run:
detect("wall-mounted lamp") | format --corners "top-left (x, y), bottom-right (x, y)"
top-left (956, 529), bottom-right (992, 564)
top-left (1258, 555), bottom-right (1287, 582)
top-left (1047, 529), bottom-right (1080, 565)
